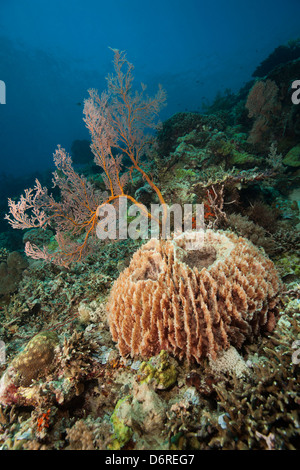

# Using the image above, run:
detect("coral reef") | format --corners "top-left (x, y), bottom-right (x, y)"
top-left (283, 144), bottom-right (300, 167)
top-left (0, 279), bottom-right (298, 450)
top-left (0, 44), bottom-right (299, 451)
top-left (252, 38), bottom-right (300, 77)
top-left (108, 230), bottom-right (282, 363)
top-left (210, 312), bottom-right (300, 450)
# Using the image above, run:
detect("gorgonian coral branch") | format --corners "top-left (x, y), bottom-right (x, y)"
top-left (5, 180), bottom-right (50, 230)
top-left (5, 49), bottom-right (167, 267)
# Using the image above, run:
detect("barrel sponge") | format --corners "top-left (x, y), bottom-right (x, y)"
top-left (107, 230), bottom-right (282, 363)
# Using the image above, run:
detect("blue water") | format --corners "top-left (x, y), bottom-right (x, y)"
top-left (0, 0), bottom-right (300, 177)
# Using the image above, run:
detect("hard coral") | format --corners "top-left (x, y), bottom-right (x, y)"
top-left (108, 230), bottom-right (282, 363)
top-left (0, 331), bottom-right (58, 406)
top-left (139, 350), bottom-right (178, 390)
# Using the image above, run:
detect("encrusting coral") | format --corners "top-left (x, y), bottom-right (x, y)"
top-left (108, 230), bottom-right (282, 363)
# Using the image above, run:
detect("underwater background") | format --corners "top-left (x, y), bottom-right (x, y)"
top-left (0, 0), bottom-right (299, 451)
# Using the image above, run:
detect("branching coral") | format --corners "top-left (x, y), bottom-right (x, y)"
top-left (211, 314), bottom-right (300, 450)
top-left (108, 230), bottom-right (282, 363)
top-left (5, 49), bottom-right (166, 267)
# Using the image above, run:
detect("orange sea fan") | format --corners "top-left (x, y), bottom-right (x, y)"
top-left (107, 230), bottom-right (282, 363)
top-left (5, 49), bottom-right (167, 267)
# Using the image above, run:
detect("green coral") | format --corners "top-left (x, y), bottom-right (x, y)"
top-left (228, 149), bottom-right (258, 167)
top-left (208, 136), bottom-right (259, 167)
top-left (274, 253), bottom-right (300, 281)
top-left (46, 238), bottom-right (59, 252)
top-left (215, 140), bottom-right (232, 157)
top-left (174, 168), bottom-right (198, 179)
top-left (139, 350), bottom-right (178, 390)
top-left (283, 144), bottom-right (300, 167)
top-left (108, 396), bottom-right (133, 450)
